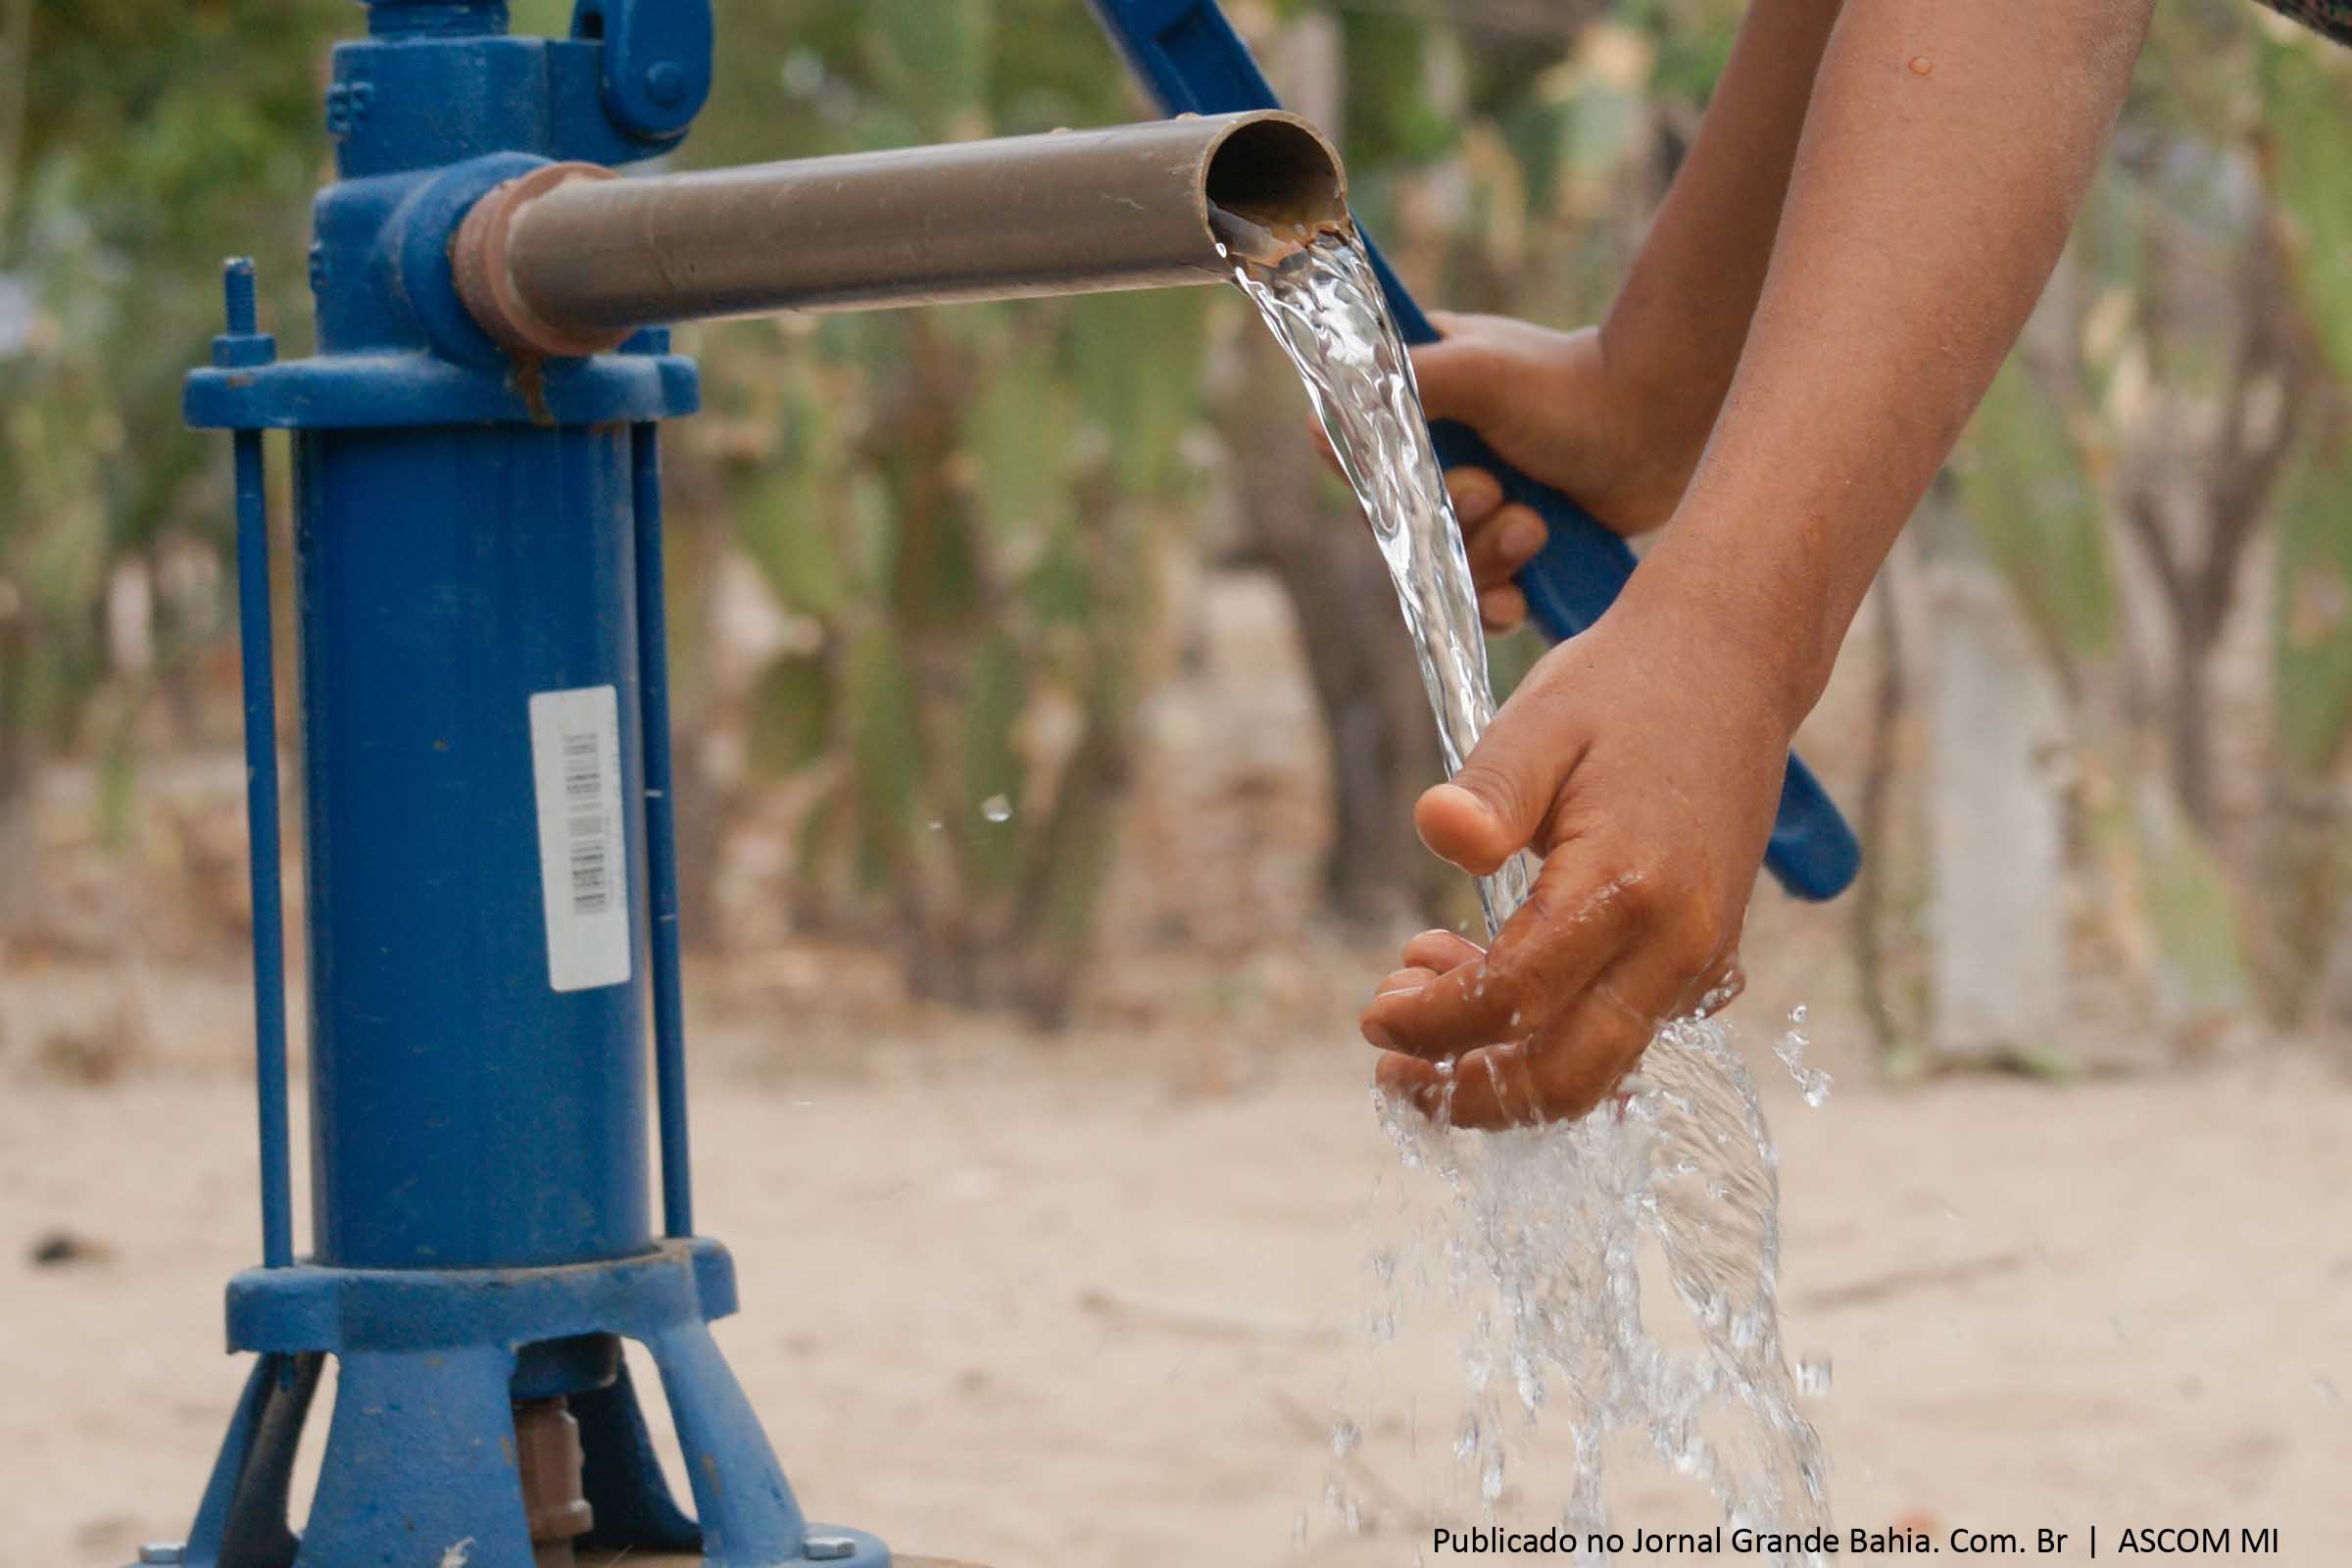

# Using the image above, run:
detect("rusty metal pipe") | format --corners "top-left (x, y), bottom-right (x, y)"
top-left (454, 111), bottom-right (1346, 357)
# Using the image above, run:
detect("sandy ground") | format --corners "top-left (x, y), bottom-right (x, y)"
top-left (5, 570), bottom-right (2346, 1562)
top-left (6, 1011), bottom-right (2348, 1568)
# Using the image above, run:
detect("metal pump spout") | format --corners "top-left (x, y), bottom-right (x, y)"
top-left (453, 111), bottom-right (1348, 357)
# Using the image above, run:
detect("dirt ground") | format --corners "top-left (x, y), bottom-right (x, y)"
top-left (5, 572), bottom-right (2347, 1563)
top-left (5, 992), bottom-right (2348, 1567)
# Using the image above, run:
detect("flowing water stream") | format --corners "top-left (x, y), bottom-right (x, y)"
top-left (1224, 217), bottom-right (1832, 1559)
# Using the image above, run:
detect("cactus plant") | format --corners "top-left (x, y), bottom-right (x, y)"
top-left (669, 0), bottom-right (1216, 1021)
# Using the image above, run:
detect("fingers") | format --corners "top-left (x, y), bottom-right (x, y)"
top-left (1399, 928), bottom-right (1484, 973)
top-left (1414, 780), bottom-right (1527, 879)
top-left (1447, 468), bottom-right (1541, 632)
top-left (1411, 686), bottom-right (1587, 877)
top-left (1360, 930), bottom-right (1488, 1050)
top-left (1462, 492), bottom-right (1546, 635)
top-left (1324, 442), bottom-right (1539, 627)
top-left (1463, 501), bottom-right (1544, 588)
top-left (1374, 930), bottom-right (1719, 1130)
top-left (1372, 859), bottom-right (1747, 1130)
top-left (1477, 587), bottom-right (1527, 635)
top-left (1447, 467), bottom-right (1502, 527)
top-left (1376, 965), bottom-right (1441, 999)
top-left (1375, 977), bottom-right (1649, 1130)
top-left (1361, 838), bottom-right (1634, 1058)
top-left (1377, 1043), bottom-right (1544, 1129)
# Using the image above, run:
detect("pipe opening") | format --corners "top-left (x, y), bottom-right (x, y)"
top-left (1204, 118), bottom-right (1348, 233)
top-left (457, 112), bottom-right (1355, 354)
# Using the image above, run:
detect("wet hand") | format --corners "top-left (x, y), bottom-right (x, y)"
top-left (1361, 599), bottom-right (1793, 1129)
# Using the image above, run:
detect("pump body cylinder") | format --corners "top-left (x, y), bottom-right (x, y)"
top-left (295, 420), bottom-right (652, 1269)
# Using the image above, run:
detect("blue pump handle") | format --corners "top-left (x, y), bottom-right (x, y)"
top-left (1085, 0), bottom-right (1859, 901)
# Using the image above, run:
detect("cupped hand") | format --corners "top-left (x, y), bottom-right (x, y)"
top-left (1361, 595), bottom-right (1794, 1129)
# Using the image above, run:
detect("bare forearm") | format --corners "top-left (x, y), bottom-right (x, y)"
top-left (1633, 0), bottom-right (2152, 725)
top-left (1602, 0), bottom-right (1845, 443)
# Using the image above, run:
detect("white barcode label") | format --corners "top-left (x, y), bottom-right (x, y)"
top-left (528, 686), bottom-right (632, 993)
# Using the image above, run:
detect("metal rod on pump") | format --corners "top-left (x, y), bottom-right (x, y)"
top-left (216, 259), bottom-right (294, 1275)
top-left (632, 416), bottom-right (694, 1240)
top-left (452, 112), bottom-right (1346, 356)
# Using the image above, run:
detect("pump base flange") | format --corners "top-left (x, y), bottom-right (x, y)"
top-left (173, 1243), bottom-right (887, 1568)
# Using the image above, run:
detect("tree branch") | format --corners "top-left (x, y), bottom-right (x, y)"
top-left (2198, 219), bottom-right (2310, 636)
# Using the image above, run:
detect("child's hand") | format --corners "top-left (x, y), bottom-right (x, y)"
top-left (1364, 314), bottom-right (1708, 635)
top-left (1361, 583), bottom-right (1792, 1129)
top-left (1416, 312), bottom-right (1705, 512)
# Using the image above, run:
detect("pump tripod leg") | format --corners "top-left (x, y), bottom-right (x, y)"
top-left (639, 1321), bottom-right (885, 1568)
top-left (575, 1358), bottom-right (702, 1555)
top-left (298, 1348), bottom-right (538, 1568)
top-left (181, 1353), bottom-right (322, 1568)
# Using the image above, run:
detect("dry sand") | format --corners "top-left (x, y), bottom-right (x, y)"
top-left (6, 1004), bottom-right (2347, 1567)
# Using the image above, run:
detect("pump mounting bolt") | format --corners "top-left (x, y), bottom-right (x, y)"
top-left (802, 1538), bottom-right (856, 1561)
top-left (213, 259), bottom-right (278, 370)
top-left (643, 61), bottom-right (686, 106)
top-left (222, 260), bottom-right (258, 334)
top-left (137, 1544), bottom-right (185, 1565)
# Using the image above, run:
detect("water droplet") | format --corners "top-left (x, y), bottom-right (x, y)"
top-left (979, 794), bottom-right (1012, 823)
top-left (1789, 1003), bottom-right (1808, 1024)
top-left (2316, 1375), bottom-right (2341, 1408)
top-left (1329, 1418), bottom-right (1361, 1457)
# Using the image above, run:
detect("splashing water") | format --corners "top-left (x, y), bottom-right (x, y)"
top-left (1227, 220), bottom-right (1830, 1556)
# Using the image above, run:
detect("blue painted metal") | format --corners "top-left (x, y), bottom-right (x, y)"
top-left (292, 415), bottom-right (653, 1269)
top-left (632, 417), bottom-right (696, 1241)
top-left (182, 1244), bottom-right (888, 1568)
top-left (216, 261), bottom-right (294, 1275)
top-left (1087, 0), bottom-right (1863, 902)
top-left (178, 2), bottom-right (867, 1563)
top-left (181, 1351), bottom-right (320, 1568)
top-left (572, 0), bottom-right (715, 141)
top-left (222, 1238), bottom-right (738, 1354)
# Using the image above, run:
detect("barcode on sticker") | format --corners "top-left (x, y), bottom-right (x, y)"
top-left (562, 732), bottom-right (612, 914)
top-left (529, 686), bottom-right (631, 992)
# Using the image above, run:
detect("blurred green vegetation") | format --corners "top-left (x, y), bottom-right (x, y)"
top-left (5, 0), bottom-right (2351, 1036)
top-left (0, 1), bottom-right (332, 908)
